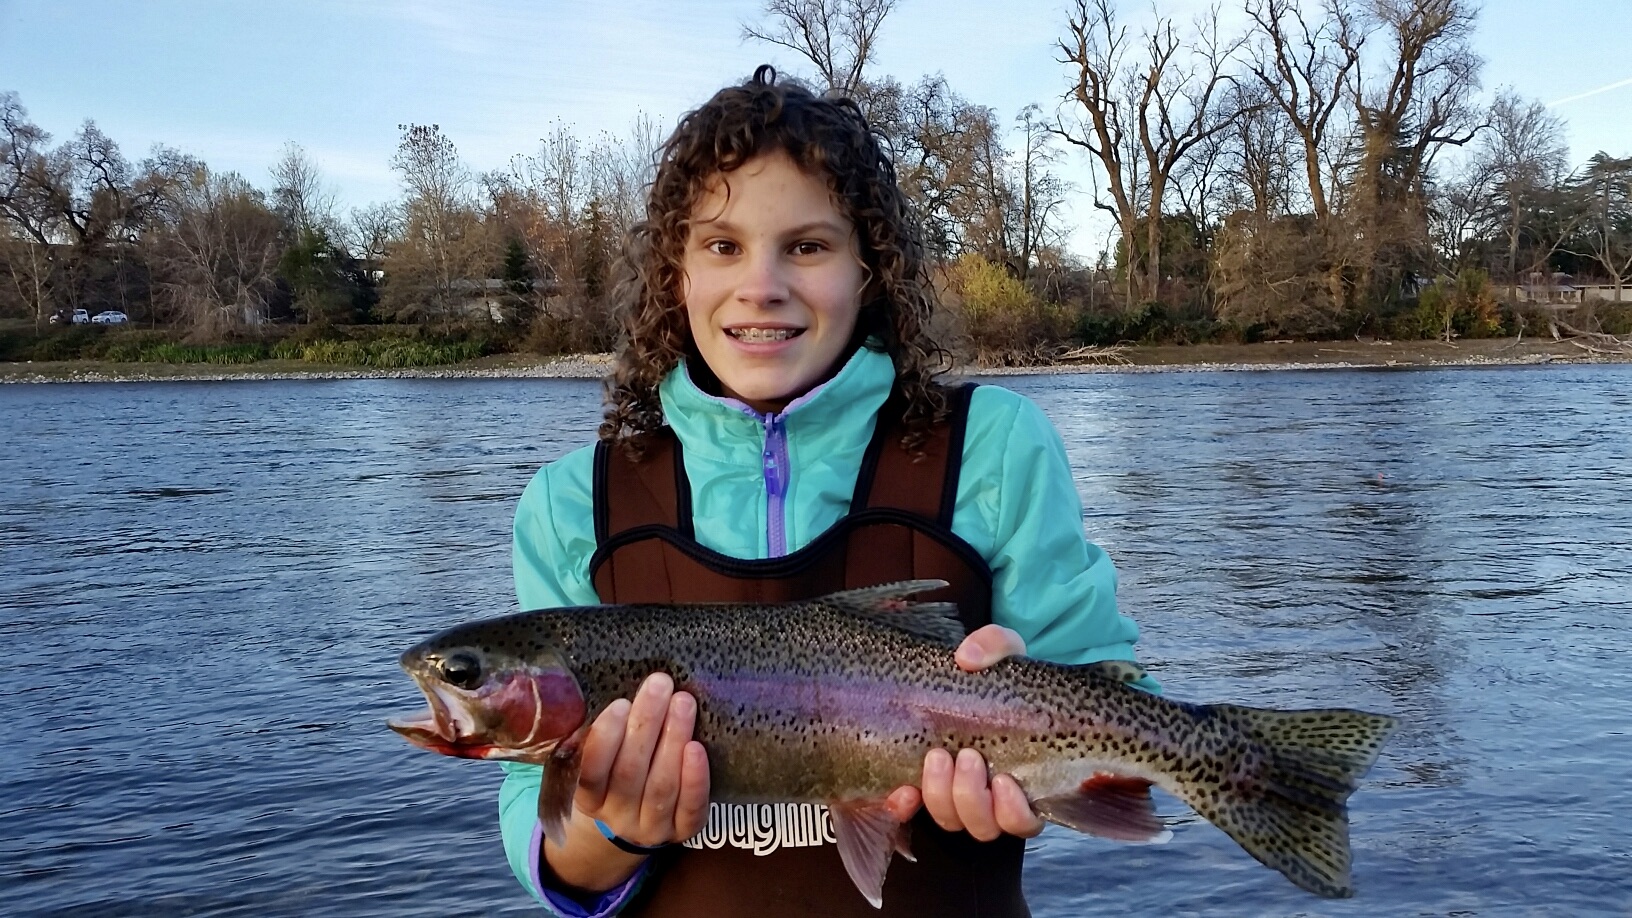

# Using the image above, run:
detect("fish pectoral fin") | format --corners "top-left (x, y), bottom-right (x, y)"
top-left (538, 724), bottom-right (588, 843)
top-left (1034, 774), bottom-right (1171, 844)
top-left (827, 798), bottom-right (910, 909)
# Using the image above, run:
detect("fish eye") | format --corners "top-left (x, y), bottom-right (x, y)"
top-left (439, 652), bottom-right (483, 690)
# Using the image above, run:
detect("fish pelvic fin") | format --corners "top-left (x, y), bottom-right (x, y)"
top-left (1189, 705), bottom-right (1400, 899)
top-left (818, 580), bottom-right (964, 645)
top-left (538, 724), bottom-right (588, 843)
top-left (1034, 774), bottom-right (1171, 844)
top-left (827, 798), bottom-right (911, 909)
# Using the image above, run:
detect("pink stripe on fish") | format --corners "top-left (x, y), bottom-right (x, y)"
top-left (688, 672), bottom-right (1056, 735)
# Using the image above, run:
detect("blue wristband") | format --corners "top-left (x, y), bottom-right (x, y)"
top-left (594, 820), bottom-right (672, 856)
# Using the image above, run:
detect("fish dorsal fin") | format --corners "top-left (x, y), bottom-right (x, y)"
top-left (818, 580), bottom-right (964, 645)
top-left (1082, 659), bottom-right (1147, 684)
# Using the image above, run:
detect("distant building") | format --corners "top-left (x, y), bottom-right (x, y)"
top-left (1574, 283), bottom-right (1632, 303)
top-left (1513, 272), bottom-right (1583, 304)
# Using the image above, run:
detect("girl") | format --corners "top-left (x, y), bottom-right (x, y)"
top-left (500, 66), bottom-right (1150, 917)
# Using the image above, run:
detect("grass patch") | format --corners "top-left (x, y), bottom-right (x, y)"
top-left (295, 338), bottom-right (486, 367)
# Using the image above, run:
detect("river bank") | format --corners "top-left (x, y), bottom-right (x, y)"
top-left (1, 336), bottom-right (1624, 383)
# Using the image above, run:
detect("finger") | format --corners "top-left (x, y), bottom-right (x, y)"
top-left (574, 698), bottom-right (631, 812)
top-left (955, 625), bottom-right (1026, 672)
top-left (673, 741), bottom-right (711, 839)
top-left (884, 785), bottom-right (922, 824)
top-left (951, 748), bottom-right (1000, 841)
top-left (637, 690), bottom-right (697, 839)
top-left (606, 674), bottom-right (674, 806)
top-left (919, 748), bottom-right (962, 832)
top-left (991, 774), bottom-right (1044, 838)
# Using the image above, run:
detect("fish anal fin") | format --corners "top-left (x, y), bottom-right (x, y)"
top-left (538, 724), bottom-right (587, 843)
top-left (827, 798), bottom-right (910, 908)
top-left (1034, 773), bottom-right (1170, 844)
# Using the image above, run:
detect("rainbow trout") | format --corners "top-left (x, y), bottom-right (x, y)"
top-left (389, 581), bottom-right (1397, 906)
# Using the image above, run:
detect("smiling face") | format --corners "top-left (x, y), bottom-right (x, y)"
top-left (680, 150), bottom-right (867, 414)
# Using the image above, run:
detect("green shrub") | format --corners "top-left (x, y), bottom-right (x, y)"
top-left (269, 339), bottom-right (306, 360)
top-left (301, 339), bottom-right (371, 365)
top-left (297, 336), bottom-right (486, 367)
top-left (1414, 269), bottom-right (1501, 341)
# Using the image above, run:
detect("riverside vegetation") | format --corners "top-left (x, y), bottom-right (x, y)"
top-left (8, 1), bottom-right (1632, 369)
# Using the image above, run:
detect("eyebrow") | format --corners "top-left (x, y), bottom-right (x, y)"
top-left (691, 218), bottom-right (851, 237)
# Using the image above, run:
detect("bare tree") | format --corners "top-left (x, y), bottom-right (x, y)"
top-left (1059, 0), bottom-right (1247, 303)
top-left (0, 93), bottom-right (60, 324)
top-left (1014, 104), bottom-right (1070, 281)
top-left (1244, 0), bottom-right (1366, 223)
top-left (1429, 152), bottom-right (1499, 272)
top-left (1212, 83), bottom-right (1296, 219)
top-left (347, 202), bottom-right (399, 265)
top-left (508, 121), bottom-right (591, 293)
top-left (150, 167), bottom-right (282, 334)
top-left (590, 112), bottom-right (663, 239)
top-left (742, 0), bottom-right (896, 98)
top-left (954, 103), bottom-right (1012, 266)
top-left (868, 75), bottom-right (1002, 258)
top-left (1342, 0), bottom-right (1482, 306)
top-left (386, 123), bottom-right (483, 323)
top-left (1476, 90), bottom-right (1569, 295)
top-left (270, 142), bottom-right (337, 236)
top-left (1057, 0), bottom-right (1138, 300)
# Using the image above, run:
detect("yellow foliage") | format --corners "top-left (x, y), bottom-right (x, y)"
top-left (947, 254), bottom-right (1034, 318)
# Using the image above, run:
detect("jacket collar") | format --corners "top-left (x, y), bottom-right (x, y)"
top-left (657, 345), bottom-right (896, 459)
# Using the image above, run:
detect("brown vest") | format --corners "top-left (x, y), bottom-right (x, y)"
top-left (588, 384), bottom-right (1028, 918)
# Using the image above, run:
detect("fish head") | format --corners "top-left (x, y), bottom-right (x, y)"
top-left (388, 626), bottom-right (586, 764)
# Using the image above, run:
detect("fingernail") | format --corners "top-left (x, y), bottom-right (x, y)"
top-left (963, 646), bottom-right (987, 667)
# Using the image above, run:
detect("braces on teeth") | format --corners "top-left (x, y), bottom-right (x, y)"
top-left (732, 328), bottom-right (799, 342)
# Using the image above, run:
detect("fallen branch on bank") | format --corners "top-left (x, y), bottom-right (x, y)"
top-left (1548, 318), bottom-right (1632, 355)
top-left (1052, 344), bottom-right (1132, 365)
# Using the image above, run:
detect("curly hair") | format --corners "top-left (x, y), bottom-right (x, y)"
top-left (598, 65), bottom-right (952, 454)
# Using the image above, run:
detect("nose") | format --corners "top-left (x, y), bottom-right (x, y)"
top-left (734, 248), bottom-right (789, 309)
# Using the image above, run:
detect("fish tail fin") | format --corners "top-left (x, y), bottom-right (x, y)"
top-left (1184, 705), bottom-right (1398, 899)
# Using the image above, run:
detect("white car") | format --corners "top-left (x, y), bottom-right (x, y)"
top-left (72, 308), bottom-right (91, 324)
top-left (91, 310), bottom-right (128, 325)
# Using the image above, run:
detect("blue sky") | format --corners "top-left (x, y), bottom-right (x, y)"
top-left (3, 0), bottom-right (1631, 257)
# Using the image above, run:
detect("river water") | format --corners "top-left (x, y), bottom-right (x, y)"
top-left (2, 366), bottom-right (1629, 917)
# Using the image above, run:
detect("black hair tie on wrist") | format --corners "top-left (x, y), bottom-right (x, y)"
top-left (596, 820), bottom-right (673, 856)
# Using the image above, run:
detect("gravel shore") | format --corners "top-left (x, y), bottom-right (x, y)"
top-left (0, 353), bottom-right (617, 384)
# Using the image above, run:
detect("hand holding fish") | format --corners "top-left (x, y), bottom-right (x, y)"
top-left (540, 673), bottom-right (710, 893)
top-left (885, 624), bottom-right (1046, 842)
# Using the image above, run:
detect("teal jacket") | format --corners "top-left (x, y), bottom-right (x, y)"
top-left (501, 346), bottom-right (1149, 911)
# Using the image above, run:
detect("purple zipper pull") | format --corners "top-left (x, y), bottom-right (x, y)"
top-left (764, 414), bottom-right (788, 557)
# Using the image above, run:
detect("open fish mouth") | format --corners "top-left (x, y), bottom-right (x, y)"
top-left (388, 678), bottom-right (477, 748)
top-left (387, 664), bottom-right (584, 762)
